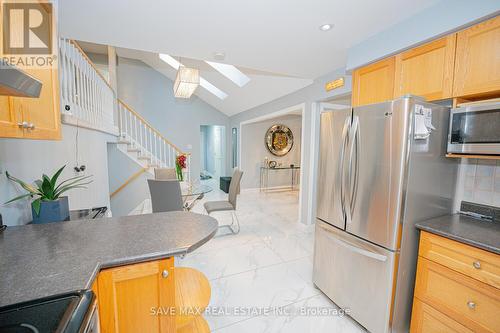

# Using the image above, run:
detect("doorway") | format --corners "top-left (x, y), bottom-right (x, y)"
top-left (200, 125), bottom-right (226, 181)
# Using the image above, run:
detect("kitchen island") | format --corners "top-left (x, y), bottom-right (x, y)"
top-left (0, 211), bottom-right (218, 332)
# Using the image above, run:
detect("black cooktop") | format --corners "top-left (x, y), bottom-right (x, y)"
top-left (0, 290), bottom-right (93, 333)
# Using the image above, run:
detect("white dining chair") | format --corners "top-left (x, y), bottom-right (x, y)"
top-left (203, 169), bottom-right (244, 234)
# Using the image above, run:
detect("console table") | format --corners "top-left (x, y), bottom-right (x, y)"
top-left (260, 166), bottom-right (300, 192)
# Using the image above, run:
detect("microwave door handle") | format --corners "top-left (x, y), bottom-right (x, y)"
top-left (339, 117), bottom-right (350, 218)
top-left (319, 224), bottom-right (387, 262)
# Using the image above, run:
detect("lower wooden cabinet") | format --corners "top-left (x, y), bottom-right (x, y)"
top-left (411, 298), bottom-right (473, 333)
top-left (92, 258), bottom-right (211, 333)
top-left (97, 258), bottom-right (176, 333)
top-left (410, 232), bottom-right (500, 333)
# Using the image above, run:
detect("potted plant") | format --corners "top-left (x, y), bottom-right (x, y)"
top-left (4, 165), bottom-right (92, 224)
top-left (175, 154), bottom-right (187, 181)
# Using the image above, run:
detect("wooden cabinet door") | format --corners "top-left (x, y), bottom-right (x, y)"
top-left (11, 67), bottom-right (61, 140)
top-left (352, 57), bottom-right (395, 107)
top-left (394, 35), bottom-right (456, 101)
top-left (453, 16), bottom-right (500, 98)
top-left (0, 96), bottom-right (24, 138)
top-left (0, 0), bottom-right (23, 138)
top-left (98, 258), bottom-right (175, 333)
top-left (410, 298), bottom-right (473, 333)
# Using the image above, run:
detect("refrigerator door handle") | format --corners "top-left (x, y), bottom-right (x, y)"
top-left (319, 223), bottom-right (388, 262)
top-left (345, 115), bottom-right (359, 224)
top-left (351, 116), bottom-right (360, 216)
top-left (339, 117), bottom-right (350, 218)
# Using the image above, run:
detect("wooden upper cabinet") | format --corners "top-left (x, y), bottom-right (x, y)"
top-left (352, 57), bottom-right (395, 107)
top-left (453, 16), bottom-right (500, 98)
top-left (394, 35), bottom-right (456, 101)
top-left (0, 0), bottom-right (61, 140)
top-left (10, 67), bottom-right (61, 140)
top-left (0, 96), bottom-right (23, 138)
top-left (97, 258), bottom-right (175, 333)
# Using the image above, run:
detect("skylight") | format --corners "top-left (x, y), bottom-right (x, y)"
top-left (200, 78), bottom-right (228, 100)
top-left (159, 54), bottom-right (228, 100)
top-left (205, 61), bottom-right (250, 87)
top-left (159, 53), bottom-right (180, 70)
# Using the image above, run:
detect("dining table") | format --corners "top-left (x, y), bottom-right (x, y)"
top-left (180, 181), bottom-right (213, 211)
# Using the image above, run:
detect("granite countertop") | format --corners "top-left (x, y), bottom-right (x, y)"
top-left (416, 214), bottom-right (500, 254)
top-left (0, 212), bottom-right (218, 307)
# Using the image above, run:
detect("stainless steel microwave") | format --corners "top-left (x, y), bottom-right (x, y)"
top-left (447, 101), bottom-right (500, 155)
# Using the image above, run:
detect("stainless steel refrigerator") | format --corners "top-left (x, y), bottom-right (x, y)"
top-left (313, 96), bottom-right (457, 333)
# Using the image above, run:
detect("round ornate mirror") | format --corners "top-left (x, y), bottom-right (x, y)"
top-left (265, 124), bottom-right (294, 156)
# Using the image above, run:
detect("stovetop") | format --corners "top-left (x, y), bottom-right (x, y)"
top-left (0, 290), bottom-right (93, 333)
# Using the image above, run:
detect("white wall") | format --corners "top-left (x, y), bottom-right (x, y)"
top-left (0, 125), bottom-right (115, 226)
top-left (454, 159), bottom-right (500, 210)
top-left (230, 67), bottom-right (352, 225)
top-left (116, 57), bottom-right (230, 181)
top-left (241, 115), bottom-right (301, 189)
top-left (107, 143), bottom-right (152, 217)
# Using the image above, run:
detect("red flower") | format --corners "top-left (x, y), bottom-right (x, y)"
top-left (176, 154), bottom-right (187, 169)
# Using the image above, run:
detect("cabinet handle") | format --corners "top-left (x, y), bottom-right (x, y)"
top-left (27, 123), bottom-right (35, 130)
top-left (473, 261), bottom-right (481, 269)
top-left (162, 269), bottom-right (169, 278)
top-left (467, 301), bottom-right (476, 310)
top-left (17, 121), bottom-right (28, 128)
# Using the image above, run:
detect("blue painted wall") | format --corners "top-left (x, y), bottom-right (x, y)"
top-left (347, 0), bottom-right (500, 70)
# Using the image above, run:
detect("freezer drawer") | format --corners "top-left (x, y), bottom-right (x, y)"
top-left (313, 220), bottom-right (396, 333)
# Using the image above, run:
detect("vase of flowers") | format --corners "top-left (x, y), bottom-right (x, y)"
top-left (175, 154), bottom-right (187, 181)
top-left (4, 165), bottom-right (92, 224)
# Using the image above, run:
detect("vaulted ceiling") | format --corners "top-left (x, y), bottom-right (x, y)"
top-left (60, 0), bottom-right (441, 115)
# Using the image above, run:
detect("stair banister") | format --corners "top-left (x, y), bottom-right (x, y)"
top-left (60, 38), bottom-right (191, 186)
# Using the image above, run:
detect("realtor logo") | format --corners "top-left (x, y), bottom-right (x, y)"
top-left (3, 2), bottom-right (52, 55)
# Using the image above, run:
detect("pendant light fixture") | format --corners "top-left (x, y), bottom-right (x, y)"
top-left (173, 58), bottom-right (199, 98)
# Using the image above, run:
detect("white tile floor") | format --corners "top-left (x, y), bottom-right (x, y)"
top-left (178, 181), bottom-right (366, 332)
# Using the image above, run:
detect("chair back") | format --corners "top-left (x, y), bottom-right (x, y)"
top-left (147, 179), bottom-right (183, 212)
top-left (228, 169), bottom-right (243, 209)
top-left (154, 168), bottom-right (177, 180)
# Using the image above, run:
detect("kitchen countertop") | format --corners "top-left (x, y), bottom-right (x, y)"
top-left (416, 214), bottom-right (500, 255)
top-left (0, 212), bottom-right (218, 307)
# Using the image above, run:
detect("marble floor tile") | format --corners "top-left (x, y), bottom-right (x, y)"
top-left (180, 182), bottom-right (364, 332)
top-left (261, 232), bottom-right (312, 261)
top-left (177, 239), bottom-right (283, 280)
top-left (206, 261), bottom-right (321, 329)
top-left (214, 294), bottom-right (366, 333)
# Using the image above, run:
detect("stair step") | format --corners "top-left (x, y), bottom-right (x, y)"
top-left (127, 148), bottom-right (141, 152)
top-left (117, 139), bottom-right (131, 144)
top-left (138, 155), bottom-right (151, 161)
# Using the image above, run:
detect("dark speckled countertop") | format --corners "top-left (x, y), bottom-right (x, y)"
top-left (416, 214), bottom-right (500, 254)
top-left (0, 212), bottom-right (218, 307)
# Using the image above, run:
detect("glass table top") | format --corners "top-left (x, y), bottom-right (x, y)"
top-left (180, 182), bottom-right (213, 197)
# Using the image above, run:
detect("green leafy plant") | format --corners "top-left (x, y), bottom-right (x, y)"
top-left (4, 165), bottom-right (92, 216)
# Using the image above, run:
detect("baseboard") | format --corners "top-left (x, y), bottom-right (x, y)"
top-left (241, 185), bottom-right (300, 193)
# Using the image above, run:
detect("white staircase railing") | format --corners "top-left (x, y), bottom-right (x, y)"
top-left (117, 99), bottom-right (191, 180)
top-left (58, 38), bottom-right (191, 183)
top-left (59, 38), bottom-right (116, 134)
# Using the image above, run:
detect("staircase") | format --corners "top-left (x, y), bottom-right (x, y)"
top-left (115, 99), bottom-right (190, 177)
top-left (58, 38), bottom-right (191, 197)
